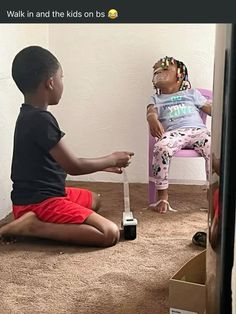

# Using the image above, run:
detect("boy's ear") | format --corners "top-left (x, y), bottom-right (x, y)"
top-left (46, 77), bottom-right (54, 90)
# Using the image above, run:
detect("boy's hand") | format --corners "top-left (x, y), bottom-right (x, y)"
top-left (111, 151), bottom-right (134, 168)
top-left (103, 167), bottom-right (123, 174)
top-left (149, 120), bottom-right (164, 139)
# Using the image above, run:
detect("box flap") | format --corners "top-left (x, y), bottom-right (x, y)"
top-left (169, 250), bottom-right (206, 314)
top-left (171, 250), bottom-right (206, 284)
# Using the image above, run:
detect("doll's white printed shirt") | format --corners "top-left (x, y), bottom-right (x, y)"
top-left (148, 89), bottom-right (207, 132)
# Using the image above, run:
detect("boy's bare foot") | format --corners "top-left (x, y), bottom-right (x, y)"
top-left (0, 235), bottom-right (18, 245)
top-left (0, 212), bottom-right (37, 237)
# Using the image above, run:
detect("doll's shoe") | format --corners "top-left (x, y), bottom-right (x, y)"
top-left (149, 199), bottom-right (177, 213)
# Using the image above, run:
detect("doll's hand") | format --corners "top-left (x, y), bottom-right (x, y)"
top-left (149, 120), bottom-right (164, 139)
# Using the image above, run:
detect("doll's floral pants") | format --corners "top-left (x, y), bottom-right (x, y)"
top-left (152, 127), bottom-right (211, 190)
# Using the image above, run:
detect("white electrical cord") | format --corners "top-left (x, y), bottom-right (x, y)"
top-left (123, 168), bottom-right (130, 213)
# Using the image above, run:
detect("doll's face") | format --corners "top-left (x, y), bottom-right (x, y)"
top-left (152, 63), bottom-right (179, 89)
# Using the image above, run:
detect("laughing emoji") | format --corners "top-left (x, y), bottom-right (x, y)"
top-left (108, 9), bottom-right (118, 19)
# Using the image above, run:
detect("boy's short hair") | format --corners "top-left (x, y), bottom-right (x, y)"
top-left (12, 46), bottom-right (60, 94)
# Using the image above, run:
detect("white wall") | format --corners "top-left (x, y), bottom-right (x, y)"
top-left (49, 24), bottom-right (216, 184)
top-left (0, 25), bottom-right (48, 219)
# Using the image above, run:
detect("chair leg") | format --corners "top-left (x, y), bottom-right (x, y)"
top-left (149, 181), bottom-right (156, 204)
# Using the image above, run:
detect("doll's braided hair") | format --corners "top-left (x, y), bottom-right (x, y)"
top-left (153, 56), bottom-right (191, 94)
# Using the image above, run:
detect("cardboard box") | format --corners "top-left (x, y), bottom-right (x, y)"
top-left (169, 250), bottom-right (206, 314)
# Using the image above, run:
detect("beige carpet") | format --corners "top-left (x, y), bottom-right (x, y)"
top-left (0, 182), bottom-right (207, 314)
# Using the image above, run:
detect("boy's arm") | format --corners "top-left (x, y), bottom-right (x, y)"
top-left (147, 104), bottom-right (164, 138)
top-left (201, 101), bottom-right (212, 116)
top-left (49, 138), bottom-right (134, 175)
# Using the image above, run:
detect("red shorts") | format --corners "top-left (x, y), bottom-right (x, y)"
top-left (213, 188), bottom-right (220, 219)
top-left (13, 187), bottom-right (94, 224)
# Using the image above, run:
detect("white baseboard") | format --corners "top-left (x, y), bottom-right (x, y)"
top-left (169, 179), bottom-right (207, 186)
top-left (68, 177), bottom-right (208, 186)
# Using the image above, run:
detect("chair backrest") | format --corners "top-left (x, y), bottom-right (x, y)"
top-left (197, 88), bottom-right (212, 124)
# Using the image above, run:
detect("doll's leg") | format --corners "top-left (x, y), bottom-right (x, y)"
top-left (191, 129), bottom-right (211, 180)
top-left (152, 130), bottom-right (187, 213)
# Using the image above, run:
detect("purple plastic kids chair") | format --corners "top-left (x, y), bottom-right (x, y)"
top-left (148, 88), bottom-right (212, 204)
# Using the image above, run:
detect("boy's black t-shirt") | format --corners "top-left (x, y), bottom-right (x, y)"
top-left (11, 104), bottom-right (67, 205)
